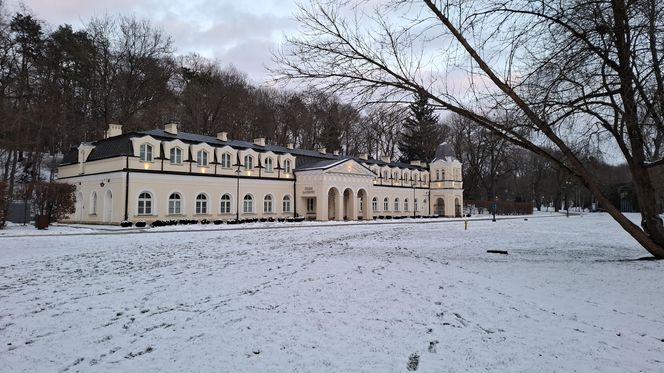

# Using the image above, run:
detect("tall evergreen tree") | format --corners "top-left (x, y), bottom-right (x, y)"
top-left (398, 93), bottom-right (444, 162)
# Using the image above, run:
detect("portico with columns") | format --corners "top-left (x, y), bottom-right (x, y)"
top-left (295, 159), bottom-right (375, 221)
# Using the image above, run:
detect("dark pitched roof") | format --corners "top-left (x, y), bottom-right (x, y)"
top-left (295, 158), bottom-right (349, 171)
top-left (432, 142), bottom-right (456, 162)
top-left (87, 134), bottom-right (134, 161)
top-left (59, 128), bottom-right (429, 171)
top-left (61, 148), bottom-right (79, 165)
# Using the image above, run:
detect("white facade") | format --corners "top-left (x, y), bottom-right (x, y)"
top-left (58, 124), bottom-right (463, 224)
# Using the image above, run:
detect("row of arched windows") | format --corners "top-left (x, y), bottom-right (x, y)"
top-left (375, 168), bottom-right (429, 183)
top-left (370, 197), bottom-right (420, 212)
top-left (137, 192), bottom-right (293, 215)
top-left (140, 143), bottom-right (293, 173)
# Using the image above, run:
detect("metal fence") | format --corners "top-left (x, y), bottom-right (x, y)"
top-left (464, 200), bottom-right (534, 216)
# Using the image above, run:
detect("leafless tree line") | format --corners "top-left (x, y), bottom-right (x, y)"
top-left (275, 0), bottom-right (664, 257)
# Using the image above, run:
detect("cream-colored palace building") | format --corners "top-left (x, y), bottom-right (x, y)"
top-left (58, 123), bottom-right (463, 224)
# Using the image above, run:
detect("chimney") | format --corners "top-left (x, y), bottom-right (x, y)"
top-left (217, 132), bottom-right (228, 141)
top-left (320, 147), bottom-right (326, 154)
top-left (286, 143), bottom-right (294, 149)
top-left (410, 160), bottom-right (421, 166)
top-left (381, 156), bottom-right (391, 163)
top-left (106, 124), bottom-right (122, 138)
top-left (254, 137), bottom-right (266, 146)
top-left (333, 150), bottom-right (339, 156)
top-left (164, 123), bottom-right (178, 135)
top-left (359, 153), bottom-right (368, 160)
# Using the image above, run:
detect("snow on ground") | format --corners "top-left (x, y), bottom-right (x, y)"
top-left (0, 213), bottom-right (663, 372)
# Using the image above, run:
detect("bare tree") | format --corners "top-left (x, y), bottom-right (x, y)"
top-left (275, 0), bottom-right (664, 257)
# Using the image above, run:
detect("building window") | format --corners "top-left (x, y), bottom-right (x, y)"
top-left (404, 198), bottom-right (409, 211)
top-left (244, 155), bottom-right (254, 170)
top-left (220, 194), bottom-right (231, 213)
top-left (170, 147), bottom-right (182, 164)
top-left (263, 195), bottom-right (273, 213)
top-left (306, 198), bottom-right (315, 213)
top-left (243, 194), bottom-right (254, 213)
top-left (372, 197), bottom-right (378, 212)
top-left (197, 150), bottom-right (209, 167)
top-left (168, 193), bottom-right (182, 214)
top-left (414, 198), bottom-right (418, 211)
top-left (221, 152), bottom-right (232, 168)
top-left (442, 170), bottom-right (446, 180)
top-left (283, 159), bottom-right (292, 173)
top-left (265, 157), bottom-right (273, 172)
top-left (137, 192), bottom-right (152, 215)
top-left (283, 195), bottom-right (292, 212)
top-left (394, 198), bottom-right (399, 211)
top-left (90, 192), bottom-right (97, 214)
top-left (436, 170), bottom-right (440, 181)
top-left (383, 171), bottom-right (388, 180)
top-left (139, 143), bottom-right (153, 162)
top-left (383, 197), bottom-right (389, 211)
top-left (195, 193), bottom-right (208, 214)
top-left (359, 198), bottom-right (363, 212)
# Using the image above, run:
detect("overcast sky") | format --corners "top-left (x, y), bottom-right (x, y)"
top-left (13, 0), bottom-right (299, 84)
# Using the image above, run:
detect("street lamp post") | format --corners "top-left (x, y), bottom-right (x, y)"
top-left (492, 195), bottom-right (497, 222)
top-left (412, 181), bottom-right (416, 218)
top-left (235, 164), bottom-right (241, 222)
top-left (564, 180), bottom-right (571, 218)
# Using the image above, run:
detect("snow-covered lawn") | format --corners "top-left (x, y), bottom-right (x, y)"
top-left (1, 213), bottom-right (662, 372)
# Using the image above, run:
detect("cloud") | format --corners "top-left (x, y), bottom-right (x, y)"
top-left (8, 0), bottom-right (298, 83)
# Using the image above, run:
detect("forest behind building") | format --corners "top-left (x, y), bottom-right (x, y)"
top-left (0, 3), bottom-right (646, 220)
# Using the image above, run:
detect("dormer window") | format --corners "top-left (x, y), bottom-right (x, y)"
top-left (170, 147), bottom-right (182, 164)
top-left (221, 152), bottom-right (232, 168)
top-left (265, 157), bottom-right (273, 172)
top-left (197, 150), bottom-right (208, 167)
top-left (244, 155), bottom-right (254, 170)
top-left (139, 143), bottom-right (153, 162)
top-left (283, 159), bottom-right (292, 173)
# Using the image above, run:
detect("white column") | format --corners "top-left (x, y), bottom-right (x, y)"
top-left (316, 192), bottom-right (328, 221)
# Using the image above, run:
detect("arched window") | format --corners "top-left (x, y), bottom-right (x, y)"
top-left (283, 159), bottom-right (292, 173)
top-left (263, 195), bottom-right (273, 213)
top-left (220, 194), bottom-right (231, 213)
top-left (170, 147), bottom-right (182, 164)
top-left (394, 198), bottom-right (399, 211)
top-left (197, 150), bottom-right (208, 167)
top-left (265, 157), bottom-right (273, 172)
top-left (414, 198), bottom-right (419, 211)
top-left (139, 143), bottom-right (153, 162)
top-left (137, 192), bottom-right (152, 215)
top-left (90, 192), bottom-right (97, 214)
top-left (244, 155), bottom-right (254, 170)
top-left (168, 193), bottom-right (182, 214)
top-left (221, 152), bottom-right (232, 168)
top-left (282, 195), bottom-right (292, 212)
top-left (195, 193), bottom-right (208, 214)
top-left (436, 170), bottom-right (440, 180)
top-left (372, 197), bottom-right (378, 212)
top-left (243, 194), bottom-right (254, 213)
top-left (442, 170), bottom-right (446, 180)
top-left (404, 198), bottom-right (409, 211)
top-left (383, 197), bottom-right (389, 211)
